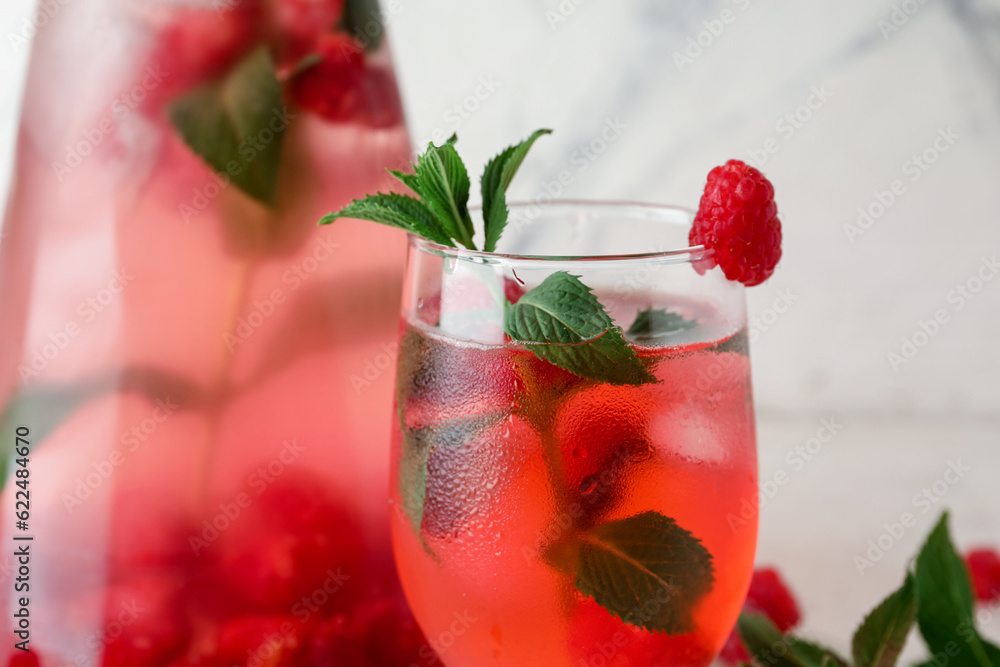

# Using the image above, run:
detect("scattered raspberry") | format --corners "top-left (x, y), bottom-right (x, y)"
top-left (286, 33), bottom-right (367, 122)
top-left (966, 548), bottom-right (1000, 602)
top-left (307, 596), bottom-right (429, 665)
top-left (689, 160), bottom-right (782, 287)
top-left (745, 567), bottom-right (802, 631)
top-left (719, 567), bottom-right (802, 664)
top-left (212, 474), bottom-right (366, 611)
top-left (268, 0), bottom-right (346, 65)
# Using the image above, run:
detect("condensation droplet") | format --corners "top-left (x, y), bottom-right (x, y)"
top-left (572, 446), bottom-right (588, 460)
top-left (579, 477), bottom-right (598, 496)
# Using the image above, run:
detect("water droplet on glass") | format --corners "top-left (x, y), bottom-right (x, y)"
top-left (579, 477), bottom-right (598, 496)
top-left (572, 446), bottom-right (587, 459)
top-left (444, 256), bottom-right (458, 274)
top-left (486, 476), bottom-right (499, 490)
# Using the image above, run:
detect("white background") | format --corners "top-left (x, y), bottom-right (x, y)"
top-left (1, 0), bottom-right (999, 655)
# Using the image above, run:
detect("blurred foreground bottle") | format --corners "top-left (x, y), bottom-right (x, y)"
top-left (0, 0), bottom-right (429, 663)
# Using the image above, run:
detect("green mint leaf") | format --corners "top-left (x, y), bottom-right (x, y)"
top-left (388, 169), bottom-right (424, 197)
top-left (573, 511), bottom-right (713, 634)
top-left (738, 612), bottom-right (849, 667)
top-left (481, 128), bottom-right (553, 252)
top-left (503, 271), bottom-right (657, 386)
top-left (915, 512), bottom-right (996, 667)
top-left (414, 140), bottom-right (476, 249)
top-left (627, 307), bottom-right (698, 341)
top-left (320, 193), bottom-right (454, 246)
top-left (852, 573), bottom-right (917, 667)
top-left (341, 0), bottom-right (383, 51)
top-left (169, 47), bottom-right (287, 207)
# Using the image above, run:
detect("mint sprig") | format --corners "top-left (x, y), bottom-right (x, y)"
top-left (481, 128), bottom-right (552, 252)
top-left (504, 272), bottom-right (656, 386)
top-left (737, 512), bottom-right (1000, 667)
top-left (320, 129), bottom-right (657, 387)
top-left (169, 47), bottom-right (286, 206)
top-left (627, 307), bottom-right (698, 341)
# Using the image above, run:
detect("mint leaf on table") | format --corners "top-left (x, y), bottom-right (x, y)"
top-left (504, 272), bottom-right (657, 386)
top-left (414, 139), bottom-right (476, 249)
top-left (915, 512), bottom-right (999, 667)
top-left (481, 128), bottom-right (553, 252)
top-left (627, 307), bottom-right (698, 341)
top-left (851, 573), bottom-right (917, 667)
top-left (169, 47), bottom-right (286, 207)
top-left (738, 612), bottom-right (849, 667)
top-left (572, 511), bottom-right (713, 634)
top-left (320, 192), bottom-right (454, 246)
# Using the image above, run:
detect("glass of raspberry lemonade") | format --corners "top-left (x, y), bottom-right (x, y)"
top-left (390, 202), bottom-right (760, 667)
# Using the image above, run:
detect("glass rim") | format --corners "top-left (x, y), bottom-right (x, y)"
top-left (407, 199), bottom-right (712, 267)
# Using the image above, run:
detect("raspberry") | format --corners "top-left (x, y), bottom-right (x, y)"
top-left (268, 0), bottom-right (346, 65)
top-left (308, 597), bottom-right (428, 665)
top-left (286, 33), bottom-right (368, 122)
top-left (102, 577), bottom-right (188, 666)
top-left (212, 474), bottom-right (367, 612)
top-left (554, 384), bottom-right (653, 510)
top-left (174, 615), bottom-right (305, 667)
top-left (145, 4), bottom-right (261, 108)
top-left (719, 567), bottom-right (802, 665)
top-left (689, 160), bottom-right (782, 286)
top-left (8, 652), bottom-right (39, 667)
top-left (966, 548), bottom-right (1000, 602)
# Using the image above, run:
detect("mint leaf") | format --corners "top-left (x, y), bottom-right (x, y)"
top-left (738, 612), bottom-right (849, 667)
top-left (852, 573), bottom-right (916, 667)
top-left (169, 47), bottom-right (286, 206)
top-left (414, 140), bottom-right (476, 249)
top-left (573, 511), bottom-right (713, 634)
top-left (341, 0), bottom-right (384, 51)
top-left (915, 512), bottom-right (996, 667)
top-left (627, 307), bottom-right (698, 341)
top-left (320, 193), bottom-right (454, 246)
top-left (481, 128), bottom-right (553, 252)
top-left (503, 272), bottom-right (656, 386)
top-left (388, 169), bottom-right (423, 197)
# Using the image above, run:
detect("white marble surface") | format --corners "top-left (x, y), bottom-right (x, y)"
top-left (1, 0), bottom-right (998, 655)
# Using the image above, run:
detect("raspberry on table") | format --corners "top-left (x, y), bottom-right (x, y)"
top-left (719, 566), bottom-right (802, 665)
top-left (689, 159), bottom-right (782, 287)
top-left (966, 548), bottom-right (1000, 602)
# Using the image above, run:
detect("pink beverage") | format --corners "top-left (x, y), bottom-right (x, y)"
top-left (388, 203), bottom-right (759, 667)
top-left (0, 0), bottom-right (428, 663)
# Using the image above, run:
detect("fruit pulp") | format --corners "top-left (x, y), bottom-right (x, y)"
top-left (391, 322), bottom-right (758, 667)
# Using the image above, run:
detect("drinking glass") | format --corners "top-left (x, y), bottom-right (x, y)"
top-left (390, 202), bottom-right (758, 667)
top-left (0, 0), bottom-right (428, 662)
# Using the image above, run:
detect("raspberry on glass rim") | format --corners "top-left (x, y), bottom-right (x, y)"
top-left (689, 159), bottom-right (783, 287)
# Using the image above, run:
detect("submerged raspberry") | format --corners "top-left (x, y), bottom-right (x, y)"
top-left (286, 33), bottom-right (367, 122)
top-left (966, 548), bottom-right (1000, 602)
top-left (689, 160), bottom-right (782, 287)
top-left (268, 0), bottom-right (346, 65)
